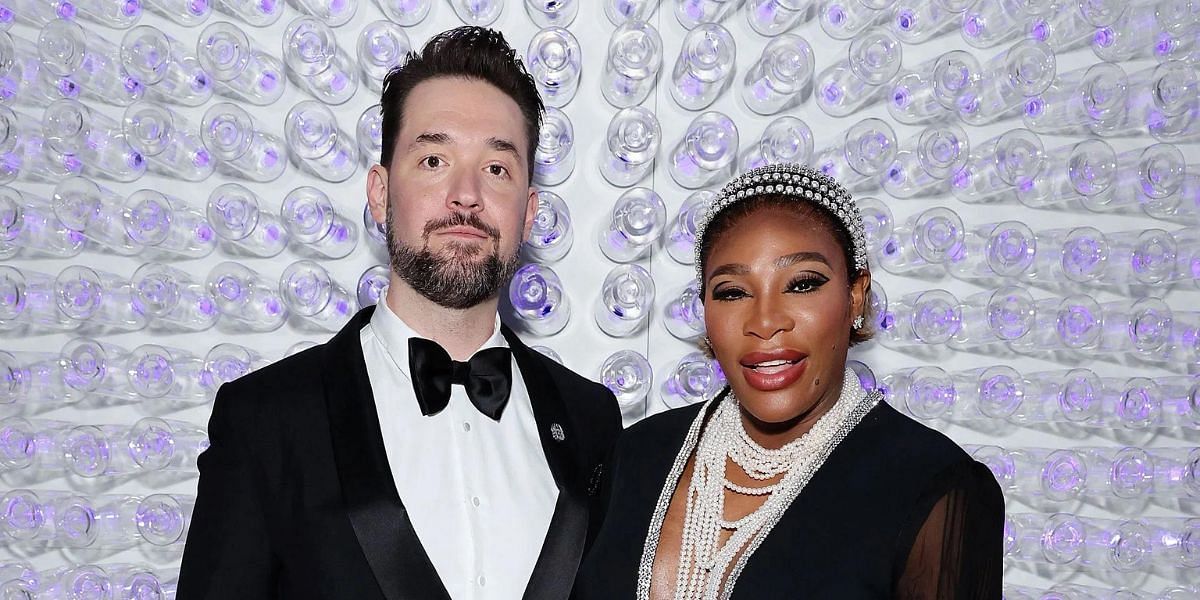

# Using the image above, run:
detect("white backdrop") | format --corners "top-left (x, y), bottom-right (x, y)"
top-left (1, 0), bottom-right (1198, 595)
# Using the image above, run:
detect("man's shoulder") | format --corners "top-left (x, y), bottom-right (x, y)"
top-left (219, 342), bottom-right (328, 403)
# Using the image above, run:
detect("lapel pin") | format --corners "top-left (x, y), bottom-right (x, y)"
top-left (550, 423), bottom-right (565, 442)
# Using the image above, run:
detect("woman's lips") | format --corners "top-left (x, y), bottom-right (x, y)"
top-left (739, 351), bottom-right (808, 392)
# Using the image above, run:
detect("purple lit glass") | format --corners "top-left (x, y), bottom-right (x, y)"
top-left (122, 189), bottom-right (216, 259)
top-left (358, 21), bottom-right (408, 93)
top-left (524, 190), bottom-right (572, 263)
top-left (449, 0), bottom-right (502, 24)
top-left (661, 351), bottom-right (725, 409)
top-left (599, 187), bottom-right (666, 262)
top-left (605, 0), bottom-right (658, 24)
top-left (1092, 4), bottom-right (1162, 62)
top-left (129, 417), bottom-right (208, 472)
top-left (136, 493), bottom-right (191, 545)
top-left (372, 0), bottom-right (428, 24)
top-left (1020, 139), bottom-right (1117, 209)
top-left (595, 264), bottom-right (655, 337)
top-left (279, 260), bottom-right (354, 332)
top-left (201, 102), bottom-right (287, 183)
top-left (0, 189), bottom-right (84, 260)
top-left (60, 337), bottom-right (135, 401)
top-left (663, 281), bottom-right (705, 342)
top-left (669, 22), bottom-right (735, 111)
top-left (745, 0), bottom-right (809, 36)
top-left (877, 206), bottom-right (963, 276)
top-left (600, 106), bottom-right (660, 187)
top-left (663, 190), bottom-right (708, 265)
top-left (121, 26), bottom-right (212, 105)
top-left (122, 102), bottom-right (214, 181)
top-left (284, 101), bottom-right (358, 182)
top-left (54, 265), bottom-right (146, 332)
top-left (882, 366), bottom-right (956, 420)
top-left (206, 261), bottom-right (288, 332)
top-left (533, 107), bottom-right (574, 186)
top-left (950, 286), bottom-right (1035, 349)
top-left (71, 0), bottom-right (142, 27)
top-left (197, 22), bottom-right (285, 104)
top-left (37, 20), bottom-right (144, 105)
top-left (207, 183), bottom-right (288, 258)
top-left (814, 28), bottom-right (902, 117)
top-left (599, 349), bottom-right (652, 413)
top-left (43, 100), bottom-right (146, 183)
top-left (126, 344), bottom-right (206, 402)
top-left (601, 20), bottom-right (663, 108)
top-left (202, 343), bottom-right (263, 394)
top-left (887, 50), bottom-right (979, 125)
top-left (813, 117), bottom-right (896, 192)
top-left (957, 40), bottom-right (1056, 125)
top-left (674, 0), bottom-right (739, 28)
top-left (508, 263), bottom-right (570, 336)
top-left (131, 262), bottom-right (217, 332)
top-left (356, 264), bottom-right (389, 309)
top-left (741, 35), bottom-right (814, 116)
top-left (947, 221), bottom-right (1037, 283)
top-left (283, 16), bottom-right (357, 104)
top-left (281, 186), bottom-right (357, 259)
top-left (669, 111), bottom-right (738, 189)
top-left (528, 27), bottom-right (581, 108)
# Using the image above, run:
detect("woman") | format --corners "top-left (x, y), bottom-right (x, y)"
top-left (576, 163), bottom-right (1003, 599)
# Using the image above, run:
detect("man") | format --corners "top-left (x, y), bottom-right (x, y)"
top-left (177, 27), bottom-right (621, 599)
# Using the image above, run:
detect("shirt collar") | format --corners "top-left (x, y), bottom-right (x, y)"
top-left (370, 294), bottom-right (508, 378)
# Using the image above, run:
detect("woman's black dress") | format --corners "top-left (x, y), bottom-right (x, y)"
top-left (575, 395), bottom-right (1005, 599)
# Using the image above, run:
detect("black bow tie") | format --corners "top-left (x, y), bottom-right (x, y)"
top-left (408, 338), bottom-right (512, 420)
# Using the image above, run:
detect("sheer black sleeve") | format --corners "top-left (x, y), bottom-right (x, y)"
top-left (892, 459), bottom-right (1005, 600)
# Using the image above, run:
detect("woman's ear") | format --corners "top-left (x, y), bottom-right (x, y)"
top-left (850, 270), bottom-right (872, 325)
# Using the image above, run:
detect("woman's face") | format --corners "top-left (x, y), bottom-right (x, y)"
top-left (703, 204), bottom-right (870, 428)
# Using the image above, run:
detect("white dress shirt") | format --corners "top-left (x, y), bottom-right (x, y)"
top-left (360, 299), bottom-right (558, 599)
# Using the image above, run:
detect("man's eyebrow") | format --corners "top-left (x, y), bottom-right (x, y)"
top-left (409, 132), bottom-right (451, 149)
top-left (488, 137), bottom-right (521, 160)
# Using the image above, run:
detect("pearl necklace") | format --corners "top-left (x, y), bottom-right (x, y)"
top-left (635, 368), bottom-right (880, 600)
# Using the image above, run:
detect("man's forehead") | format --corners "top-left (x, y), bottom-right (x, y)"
top-left (398, 78), bottom-right (527, 150)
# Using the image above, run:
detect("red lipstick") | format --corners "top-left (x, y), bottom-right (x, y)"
top-left (739, 349), bottom-right (808, 392)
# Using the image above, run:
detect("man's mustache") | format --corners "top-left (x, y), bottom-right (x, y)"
top-left (422, 212), bottom-right (501, 240)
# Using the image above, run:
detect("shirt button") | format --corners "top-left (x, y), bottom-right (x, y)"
top-left (477, 575), bottom-right (486, 587)
top-left (462, 422), bottom-right (471, 432)
top-left (471, 496), bottom-right (481, 507)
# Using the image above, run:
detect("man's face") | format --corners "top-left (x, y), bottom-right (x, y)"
top-left (367, 76), bottom-right (538, 310)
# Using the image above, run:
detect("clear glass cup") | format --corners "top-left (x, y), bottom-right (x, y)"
top-left (1010, 368), bottom-right (1104, 426)
top-left (956, 40), bottom-right (1056, 125)
top-left (120, 26), bottom-right (212, 106)
top-left (122, 103), bottom-right (214, 181)
top-left (1135, 61), bottom-right (1200, 143)
top-left (945, 220), bottom-right (1037, 283)
top-left (594, 264), bottom-right (655, 337)
top-left (814, 27), bottom-right (902, 117)
top-left (356, 103), bottom-right (382, 168)
top-left (61, 425), bottom-right (143, 477)
top-left (37, 20), bottom-right (143, 105)
top-left (357, 21), bottom-right (408, 93)
top-left (599, 349), bottom-right (652, 414)
top-left (857, 196), bottom-right (892, 262)
top-left (668, 111), bottom-right (738, 189)
top-left (1094, 297), bottom-right (1173, 360)
top-left (0, 106), bottom-right (80, 184)
top-left (131, 263), bottom-right (218, 332)
top-left (876, 206), bottom-right (964, 277)
top-left (880, 123), bottom-right (969, 198)
top-left (876, 288), bottom-right (962, 348)
top-left (124, 344), bottom-right (207, 403)
top-left (674, 0), bottom-right (741, 28)
top-left (59, 337), bottom-right (137, 403)
top-left (741, 34), bottom-right (813, 116)
top-left (372, 0), bottom-right (428, 24)
top-left (9, 0), bottom-right (77, 26)
top-left (1008, 293), bottom-right (1104, 353)
top-left (0, 352), bottom-right (78, 407)
top-left (950, 128), bottom-right (1045, 205)
top-left (202, 343), bottom-right (265, 392)
top-left (42, 99), bottom-right (146, 183)
top-left (1101, 229), bottom-right (1179, 286)
top-left (533, 107), bottom-right (574, 186)
top-left (1020, 227), bottom-right (1110, 289)
top-left (362, 201), bottom-right (387, 246)
top-left (206, 183), bottom-right (289, 258)
top-left (880, 365), bottom-right (956, 420)
top-left (284, 101), bottom-right (357, 182)
top-left (1092, 3), bottom-right (1162, 62)
top-left (213, 0), bottom-right (283, 25)
top-left (959, 0), bottom-right (1047, 48)
top-left (0, 31), bottom-right (64, 107)
top-left (812, 117), bottom-right (895, 191)
top-left (660, 351), bottom-right (724, 408)
top-left (598, 186), bottom-right (666, 262)
top-left (524, 190), bottom-right (572, 263)
top-left (745, 0), bottom-right (812, 36)
top-left (70, 0), bottom-right (143, 27)
top-left (281, 186), bottom-right (357, 259)
top-left (279, 260), bottom-right (355, 332)
top-left (1101, 377), bottom-right (1166, 430)
top-left (1016, 139), bottom-right (1116, 209)
top-left (122, 189), bottom-right (217, 259)
top-left (449, 0), bottom-right (502, 24)
top-left (0, 267), bottom-right (82, 332)
top-left (50, 177), bottom-right (139, 256)
top-left (1085, 143), bottom-right (1187, 214)
top-left (136, 493), bottom-right (192, 546)
top-left (290, 0), bottom-right (356, 26)
top-left (889, 0), bottom-right (972, 44)
top-left (741, 116), bottom-right (813, 173)
top-left (528, 27), bottom-right (580, 107)
top-left (601, 20), bottom-right (663, 108)
top-left (0, 188), bottom-right (84, 259)
top-left (670, 22), bottom-right (736, 111)
top-left (605, 0), bottom-right (659, 24)
top-left (356, 264), bottom-right (389, 308)
top-left (282, 16), bottom-right (357, 104)
top-left (948, 286), bottom-right (1036, 349)
top-left (887, 50), bottom-right (979, 125)
top-left (206, 261), bottom-right (288, 332)
top-left (819, 0), bottom-right (893, 40)
top-left (54, 265), bottom-right (147, 333)
top-left (196, 22), bottom-right (286, 105)
top-left (508, 263), bottom-right (570, 336)
top-left (142, 0), bottom-right (212, 25)
top-left (1024, 62), bottom-right (1137, 137)
top-left (663, 280), bottom-right (705, 342)
top-left (947, 365), bottom-right (1026, 422)
top-left (200, 102), bottom-right (287, 182)
top-left (599, 106), bottom-right (660, 187)
top-left (663, 189), bottom-right (710, 264)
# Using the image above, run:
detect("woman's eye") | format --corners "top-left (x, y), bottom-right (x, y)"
top-left (788, 277), bottom-right (827, 294)
top-left (421, 156), bottom-right (442, 169)
top-left (711, 286), bottom-right (747, 301)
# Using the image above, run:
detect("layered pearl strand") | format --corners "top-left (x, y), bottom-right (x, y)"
top-left (636, 368), bottom-right (880, 600)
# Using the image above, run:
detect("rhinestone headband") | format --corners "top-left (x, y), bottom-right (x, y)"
top-left (693, 163), bottom-right (869, 285)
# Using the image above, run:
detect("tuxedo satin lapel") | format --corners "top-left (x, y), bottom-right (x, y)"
top-left (323, 306), bottom-right (451, 600)
top-left (502, 326), bottom-right (589, 600)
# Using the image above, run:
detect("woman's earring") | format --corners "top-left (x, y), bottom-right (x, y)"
top-left (700, 336), bottom-right (714, 357)
top-left (852, 315), bottom-right (864, 330)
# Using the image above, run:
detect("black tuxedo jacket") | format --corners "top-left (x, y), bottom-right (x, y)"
top-left (177, 306), bottom-right (622, 599)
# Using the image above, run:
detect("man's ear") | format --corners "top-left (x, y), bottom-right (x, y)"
top-left (366, 164), bottom-right (389, 225)
top-left (521, 186), bottom-right (539, 242)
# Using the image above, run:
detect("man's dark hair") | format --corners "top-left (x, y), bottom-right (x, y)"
top-left (378, 26), bottom-right (544, 178)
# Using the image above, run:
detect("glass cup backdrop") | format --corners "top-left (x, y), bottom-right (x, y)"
top-left (0, 0), bottom-right (1197, 595)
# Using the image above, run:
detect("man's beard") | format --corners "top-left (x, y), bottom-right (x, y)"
top-left (386, 204), bottom-right (521, 310)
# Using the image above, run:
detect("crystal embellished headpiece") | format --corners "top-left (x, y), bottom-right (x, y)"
top-left (693, 163), bottom-right (869, 284)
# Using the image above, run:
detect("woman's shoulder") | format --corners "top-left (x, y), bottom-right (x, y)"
top-left (849, 401), bottom-right (975, 473)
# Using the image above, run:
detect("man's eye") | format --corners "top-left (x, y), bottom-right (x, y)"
top-left (421, 156), bottom-right (442, 168)
top-left (488, 164), bottom-right (508, 177)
